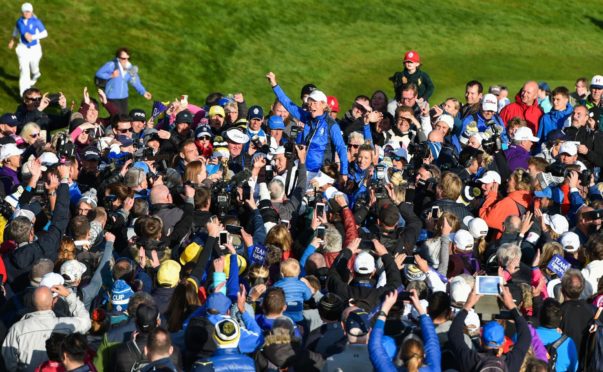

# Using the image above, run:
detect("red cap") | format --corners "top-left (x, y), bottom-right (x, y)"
top-left (327, 96), bottom-right (340, 113)
top-left (403, 50), bottom-right (420, 63)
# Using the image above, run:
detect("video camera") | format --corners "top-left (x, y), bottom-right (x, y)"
top-left (55, 133), bottom-right (75, 163)
top-left (481, 121), bottom-right (503, 155)
top-left (537, 163), bottom-right (591, 189)
top-left (371, 164), bottom-right (388, 199)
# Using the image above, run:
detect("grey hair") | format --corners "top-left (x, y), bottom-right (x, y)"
top-left (323, 224), bottom-right (343, 253)
top-left (496, 243), bottom-right (522, 267)
top-left (7, 216), bottom-right (33, 244)
top-left (269, 178), bottom-right (285, 200)
top-left (348, 131), bottom-right (365, 144)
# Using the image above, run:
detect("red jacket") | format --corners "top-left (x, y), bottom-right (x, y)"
top-left (480, 190), bottom-right (532, 238)
top-left (500, 94), bottom-right (543, 135)
top-left (324, 206), bottom-right (357, 271)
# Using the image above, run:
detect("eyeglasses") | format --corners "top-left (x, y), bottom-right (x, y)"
top-left (30, 133), bottom-right (39, 138)
top-left (118, 128), bottom-right (132, 133)
top-left (348, 144), bottom-right (360, 149)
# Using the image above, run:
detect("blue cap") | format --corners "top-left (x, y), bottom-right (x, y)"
top-left (195, 125), bottom-right (213, 139)
top-left (0, 113), bottom-right (19, 127)
top-left (538, 81), bottom-right (551, 92)
top-left (247, 105), bottom-right (264, 121)
top-left (268, 115), bottom-right (285, 130)
top-left (534, 187), bottom-right (564, 204)
top-left (482, 321), bottom-right (505, 348)
top-left (117, 135), bottom-right (133, 147)
top-left (206, 163), bottom-right (221, 176)
top-left (205, 293), bottom-right (232, 314)
top-left (111, 279), bottom-right (135, 312)
top-left (132, 161), bottom-right (150, 174)
top-left (344, 309), bottom-right (370, 336)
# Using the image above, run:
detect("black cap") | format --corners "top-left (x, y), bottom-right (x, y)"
top-left (300, 83), bottom-right (317, 100)
top-left (0, 113), bottom-right (18, 127)
top-left (175, 110), bottom-right (193, 125)
top-left (83, 146), bottom-right (101, 161)
top-left (69, 117), bottom-right (86, 132)
top-left (135, 304), bottom-right (159, 333)
top-left (129, 109), bottom-right (147, 122)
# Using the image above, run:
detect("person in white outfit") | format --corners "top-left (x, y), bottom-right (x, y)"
top-left (7, 3), bottom-right (48, 96)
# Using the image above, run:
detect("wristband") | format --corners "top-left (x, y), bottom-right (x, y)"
top-left (48, 191), bottom-right (56, 197)
top-left (378, 310), bottom-right (387, 318)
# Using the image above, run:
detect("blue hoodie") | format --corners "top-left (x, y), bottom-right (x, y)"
top-left (537, 103), bottom-right (573, 143)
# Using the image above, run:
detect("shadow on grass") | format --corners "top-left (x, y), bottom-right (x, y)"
top-left (587, 16), bottom-right (603, 31)
top-left (0, 66), bottom-right (22, 103)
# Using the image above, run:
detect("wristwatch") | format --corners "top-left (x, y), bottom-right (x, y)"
top-left (378, 310), bottom-right (387, 318)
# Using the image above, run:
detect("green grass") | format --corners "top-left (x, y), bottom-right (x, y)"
top-left (1, 0), bottom-right (602, 115)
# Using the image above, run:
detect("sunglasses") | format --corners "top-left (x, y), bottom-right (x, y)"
top-left (348, 144), bottom-right (360, 149)
top-left (27, 97), bottom-right (41, 102)
top-left (30, 133), bottom-right (39, 138)
top-left (118, 56), bottom-right (129, 60)
top-left (118, 128), bottom-right (132, 133)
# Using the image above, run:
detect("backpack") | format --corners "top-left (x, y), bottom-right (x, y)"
top-left (476, 354), bottom-right (509, 372)
top-left (545, 334), bottom-right (568, 372)
top-left (94, 60), bottom-right (118, 89)
top-left (582, 307), bottom-right (603, 372)
top-left (126, 339), bottom-right (150, 372)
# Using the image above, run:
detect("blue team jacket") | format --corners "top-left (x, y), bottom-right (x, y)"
top-left (95, 60), bottom-right (147, 100)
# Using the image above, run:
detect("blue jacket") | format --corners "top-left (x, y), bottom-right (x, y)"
top-left (272, 85), bottom-right (349, 174)
top-left (459, 111), bottom-right (509, 151)
top-left (15, 16), bottom-right (46, 47)
top-left (537, 103), bottom-right (573, 143)
top-left (95, 60), bottom-right (147, 100)
top-left (273, 277), bottom-right (312, 322)
top-left (369, 315), bottom-right (441, 372)
top-left (206, 313), bottom-right (264, 354)
top-left (191, 349), bottom-right (256, 372)
top-left (535, 327), bottom-right (578, 372)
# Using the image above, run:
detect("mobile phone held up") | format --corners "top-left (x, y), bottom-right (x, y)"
top-left (219, 231), bottom-right (228, 246)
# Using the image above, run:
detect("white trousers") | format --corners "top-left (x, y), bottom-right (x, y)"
top-left (15, 43), bottom-right (42, 95)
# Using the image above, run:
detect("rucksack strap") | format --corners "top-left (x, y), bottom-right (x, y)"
top-left (514, 200), bottom-right (526, 216)
top-left (551, 334), bottom-right (568, 350)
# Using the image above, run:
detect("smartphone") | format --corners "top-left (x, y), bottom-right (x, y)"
top-left (317, 226), bottom-right (326, 240)
top-left (225, 224), bottom-right (242, 235)
top-left (265, 165), bottom-right (273, 181)
top-left (376, 165), bottom-right (386, 180)
top-left (475, 276), bottom-right (502, 295)
top-left (403, 256), bottom-right (415, 265)
top-left (219, 231), bottom-right (228, 246)
top-left (316, 203), bottom-right (325, 217)
top-left (242, 184), bottom-right (251, 201)
top-left (431, 206), bottom-right (440, 220)
top-left (494, 310), bottom-right (514, 320)
top-left (281, 219), bottom-right (290, 228)
top-left (395, 291), bottom-right (412, 306)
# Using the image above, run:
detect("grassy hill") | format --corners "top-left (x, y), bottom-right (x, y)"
top-left (1, 0), bottom-right (602, 114)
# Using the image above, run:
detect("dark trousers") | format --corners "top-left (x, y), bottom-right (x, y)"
top-left (108, 98), bottom-right (128, 116)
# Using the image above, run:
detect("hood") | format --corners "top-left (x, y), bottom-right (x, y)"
top-left (549, 103), bottom-right (573, 118)
top-left (261, 342), bottom-right (298, 368)
top-left (508, 190), bottom-right (531, 207)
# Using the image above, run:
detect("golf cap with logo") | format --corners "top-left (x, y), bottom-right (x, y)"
top-left (560, 231), bottom-right (581, 253)
top-left (482, 94), bottom-right (498, 112)
top-left (129, 109), bottom-right (146, 122)
top-left (0, 113), bottom-right (18, 127)
top-left (463, 217), bottom-right (489, 239)
top-left (454, 229), bottom-right (475, 251)
top-left (209, 105), bottom-right (225, 118)
top-left (247, 105), bottom-right (264, 121)
top-left (224, 128), bottom-right (249, 144)
top-left (308, 90), bottom-right (327, 103)
top-left (403, 50), bottom-right (420, 63)
top-left (354, 251), bottom-right (375, 274)
top-left (543, 214), bottom-right (569, 235)
top-left (327, 96), bottom-right (340, 112)
top-left (83, 147), bottom-right (101, 161)
top-left (514, 127), bottom-right (539, 142)
top-left (477, 170), bottom-right (501, 184)
top-left (558, 142), bottom-right (578, 156)
top-left (0, 143), bottom-right (24, 162)
top-left (195, 125), bottom-right (213, 139)
top-left (344, 309), bottom-right (371, 336)
top-left (60, 260), bottom-right (87, 283)
top-left (437, 114), bottom-right (454, 129)
top-left (175, 110), bottom-right (193, 125)
top-left (591, 75), bottom-right (603, 89)
top-left (268, 115), bottom-right (285, 130)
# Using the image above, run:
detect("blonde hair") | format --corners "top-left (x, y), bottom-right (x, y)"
top-left (20, 122), bottom-right (41, 144)
top-left (265, 225), bottom-right (292, 253)
top-left (55, 237), bottom-right (76, 270)
top-left (434, 211), bottom-right (459, 236)
top-left (398, 337), bottom-right (424, 372)
top-left (438, 172), bottom-right (462, 201)
top-left (184, 160), bottom-right (204, 184)
top-left (280, 258), bottom-right (301, 277)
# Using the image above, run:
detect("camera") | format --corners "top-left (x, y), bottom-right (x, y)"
top-left (372, 164), bottom-right (388, 199)
top-left (481, 121), bottom-right (503, 155)
top-left (290, 125), bottom-right (300, 140)
top-left (583, 210), bottom-right (603, 220)
top-left (417, 176), bottom-right (437, 196)
top-left (407, 142), bottom-right (430, 160)
top-left (251, 135), bottom-right (262, 149)
top-left (55, 133), bottom-right (75, 162)
top-left (47, 93), bottom-right (61, 105)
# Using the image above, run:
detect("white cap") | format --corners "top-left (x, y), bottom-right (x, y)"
top-left (591, 75), bottom-right (603, 89)
top-left (560, 232), bottom-right (581, 253)
top-left (544, 214), bottom-right (569, 235)
top-left (39, 272), bottom-right (65, 297)
top-left (482, 94), bottom-right (498, 112)
top-left (60, 260), bottom-right (87, 283)
top-left (463, 217), bottom-right (489, 239)
top-left (13, 208), bottom-right (35, 223)
top-left (224, 128), bottom-right (250, 144)
top-left (392, 147), bottom-right (408, 161)
top-left (311, 171), bottom-right (335, 187)
top-left (271, 146), bottom-right (285, 156)
top-left (39, 152), bottom-right (59, 170)
top-left (514, 127), bottom-right (539, 142)
top-left (0, 143), bottom-right (24, 162)
top-left (477, 170), bottom-right (501, 185)
top-left (558, 142), bottom-right (578, 156)
top-left (21, 3), bottom-right (33, 13)
top-left (453, 229), bottom-right (475, 251)
top-left (308, 90), bottom-right (328, 103)
top-left (450, 276), bottom-right (472, 305)
top-left (437, 114), bottom-right (454, 129)
top-left (354, 251), bottom-right (376, 274)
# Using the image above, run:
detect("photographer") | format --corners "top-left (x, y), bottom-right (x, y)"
top-left (15, 88), bottom-right (71, 139)
top-left (422, 172), bottom-right (473, 229)
top-left (459, 93), bottom-right (509, 150)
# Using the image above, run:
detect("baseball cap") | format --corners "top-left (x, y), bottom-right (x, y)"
top-left (129, 109), bottom-right (147, 122)
top-left (206, 292), bottom-right (232, 314)
top-left (224, 254), bottom-right (247, 278)
top-left (0, 113), bottom-right (18, 127)
top-left (534, 186), bottom-right (564, 204)
top-left (403, 50), bottom-right (420, 63)
top-left (514, 127), bottom-right (539, 142)
top-left (560, 231), bottom-right (581, 253)
top-left (482, 94), bottom-right (498, 112)
top-left (354, 252), bottom-right (376, 274)
top-left (135, 304), bottom-right (159, 333)
top-left (538, 82), bottom-right (551, 92)
top-left (38, 152), bottom-right (59, 170)
top-left (454, 229), bottom-right (475, 251)
top-left (591, 75), bottom-right (603, 89)
top-left (327, 96), bottom-right (340, 113)
top-left (224, 128), bottom-right (249, 144)
top-left (308, 90), bottom-right (327, 103)
top-left (437, 114), bottom-right (454, 129)
top-left (0, 143), bottom-right (24, 162)
top-left (311, 171), bottom-right (335, 187)
top-left (268, 115), bottom-right (285, 130)
top-left (489, 85), bottom-right (502, 96)
top-left (83, 147), bottom-right (101, 161)
top-left (31, 258), bottom-right (55, 285)
top-left (117, 135), bottom-right (134, 147)
top-left (247, 105), bottom-right (264, 121)
top-left (209, 105), bottom-right (225, 118)
top-left (559, 142), bottom-right (577, 156)
top-left (463, 217), bottom-right (489, 239)
top-left (392, 147), bottom-right (409, 162)
top-left (450, 276), bottom-right (472, 306)
top-left (175, 110), bottom-right (193, 125)
top-left (477, 170), bottom-right (501, 184)
top-left (40, 272), bottom-right (65, 297)
top-left (124, 167), bottom-right (146, 188)
top-left (195, 125), bottom-right (213, 139)
top-left (300, 83), bottom-right (317, 99)
top-left (213, 318), bottom-right (241, 348)
top-left (482, 321), bottom-right (505, 348)
top-left (543, 214), bottom-right (569, 235)
top-left (157, 260), bottom-right (181, 288)
top-left (21, 3), bottom-right (33, 13)
top-left (111, 280), bottom-right (134, 312)
top-left (344, 309), bottom-right (371, 336)
top-left (180, 242), bottom-right (203, 265)
top-left (60, 260), bottom-right (87, 284)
